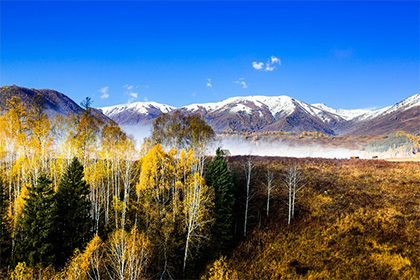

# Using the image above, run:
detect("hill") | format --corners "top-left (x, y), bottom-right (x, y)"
top-left (0, 85), bottom-right (111, 123)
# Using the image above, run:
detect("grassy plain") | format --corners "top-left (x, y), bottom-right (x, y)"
top-left (215, 156), bottom-right (420, 279)
top-left (386, 157), bottom-right (420, 162)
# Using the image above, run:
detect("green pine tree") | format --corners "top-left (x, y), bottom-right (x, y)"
top-left (14, 174), bottom-right (55, 267)
top-left (205, 148), bottom-right (236, 257)
top-left (52, 157), bottom-right (93, 267)
top-left (0, 178), bottom-right (12, 271)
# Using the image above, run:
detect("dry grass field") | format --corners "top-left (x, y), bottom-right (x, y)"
top-left (385, 157), bottom-right (420, 162)
top-left (204, 156), bottom-right (420, 279)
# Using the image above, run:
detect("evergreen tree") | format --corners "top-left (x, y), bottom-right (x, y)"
top-left (205, 148), bottom-right (235, 256)
top-left (14, 174), bottom-right (55, 267)
top-left (52, 157), bottom-right (93, 267)
top-left (0, 178), bottom-right (12, 271)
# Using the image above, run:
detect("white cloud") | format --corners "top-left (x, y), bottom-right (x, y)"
top-left (270, 56), bottom-right (281, 65)
top-left (99, 86), bottom-right (110, 99)
top-left (206, 78), bottom-right (212, 88)
top-left (234, 78), bottom-right (248, 89)
top-left (253, 56), bottom-right (281, 71)
top-left (123, 84), bottom-right (139, 103)
top-left (265, 64), bottom-right (275, 72)
top-left (265, 56), bottom-right (281, 71)
top-left (136, 84), bottom-right (150, 89)
top-left (123, 84), bottom-right (134, 90)
top-left (252, 61), bottom-right (264, 70)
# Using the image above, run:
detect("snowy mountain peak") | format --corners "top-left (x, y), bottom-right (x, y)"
top-left (100, 101), bottom-right (175, 117)
top-left (183, 95), bottom-right (308, 119)
top-left (391, 93), bottom-right (420, 111)
top-left (99, 93), bottom-right (420, 135)
top-left (311, 103), bottom-right (372, 121)
top-left (356, 93), bottom-right (420, 121)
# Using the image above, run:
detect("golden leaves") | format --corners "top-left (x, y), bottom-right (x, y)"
top-left (202, 256), bottom-right (238, 280)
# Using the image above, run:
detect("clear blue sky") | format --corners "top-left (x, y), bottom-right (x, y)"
top-left (1, 1), bottom-right (419, 110)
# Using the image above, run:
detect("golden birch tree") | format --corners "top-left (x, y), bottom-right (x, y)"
top-left (182, 172), bottom-right (214, 273)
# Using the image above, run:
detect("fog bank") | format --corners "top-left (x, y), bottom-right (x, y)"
top-left (120, 125), bottom-right (402, 159)
top-left (219, 136), bottom-right (368, 159)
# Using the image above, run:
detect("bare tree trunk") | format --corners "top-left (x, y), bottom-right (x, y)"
top-left (288, 179), bottom-right (292, 225)
top-left (264, 169), bottom-right (275, 217)
top-left (283, 164), bottom-right (305, 225)
top-left (243, 157), bottom-right (254, 237)
top-left (183, 230), bottom-right (191, 273)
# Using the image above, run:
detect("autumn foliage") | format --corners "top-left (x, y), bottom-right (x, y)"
top-left (0, 96), bottom-right (419, 279)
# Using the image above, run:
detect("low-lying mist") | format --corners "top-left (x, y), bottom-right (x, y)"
top-left (123, 125), bottom-right (419, 159)
top-left (121, 124), bottom-right (153, 147)
top-left (219, 136), bottom-right (364, 159)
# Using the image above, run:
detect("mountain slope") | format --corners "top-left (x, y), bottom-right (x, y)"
top-left (0, 85), bottom-right (111, 123)
top-left (343, 94), bottom-right (420, 136)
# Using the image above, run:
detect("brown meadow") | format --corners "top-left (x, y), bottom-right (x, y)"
top-left (212, 156), bottom-right (420, 279)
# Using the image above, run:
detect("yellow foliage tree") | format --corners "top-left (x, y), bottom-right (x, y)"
top-left (202, 256), bottom-right (238, 280)
top-left (59, 235), bottom-right (104, 280)
top-left (138, 144), bottom-right (177, 278)
top-left (183, 172), bottom-right (214, 272)
top-left (106, 227), bottom-right (150, 280)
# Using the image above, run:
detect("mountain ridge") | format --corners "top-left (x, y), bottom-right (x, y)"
top-left (99, 93), bottom-right (420, 136)
top-left (1, 85), bottom-right (418, 136)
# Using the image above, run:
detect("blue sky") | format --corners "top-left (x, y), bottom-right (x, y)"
top-left (1, 1), bottom-right (419, 110)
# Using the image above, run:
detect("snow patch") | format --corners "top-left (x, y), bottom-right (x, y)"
top-left (230, 104), bottom-right (252, 114)
top-left (357, 93), bottom-right (420, 121)
top-left (312, 103), bottom-right (372, 121)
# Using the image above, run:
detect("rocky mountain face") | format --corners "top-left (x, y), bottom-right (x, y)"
top-left (99, 93), bottom-right (420, 136)
top-left (0, 85), bottom-right (111, 123)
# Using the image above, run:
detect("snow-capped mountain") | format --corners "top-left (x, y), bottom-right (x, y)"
top-left (342, 93), bottom-right (420, 136)
top-left (176, 95), bottom-right (345, 134)
top-left (100, 101), bottom-right (176, 125)
top-left (182, 96), bottom-right (341, 122)
top-left (355, 93), bottom-right (420, 121)
top-left (311, 103), bottom-right (372, 121)
top-left (99, 93), bottom-right (420, 136)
